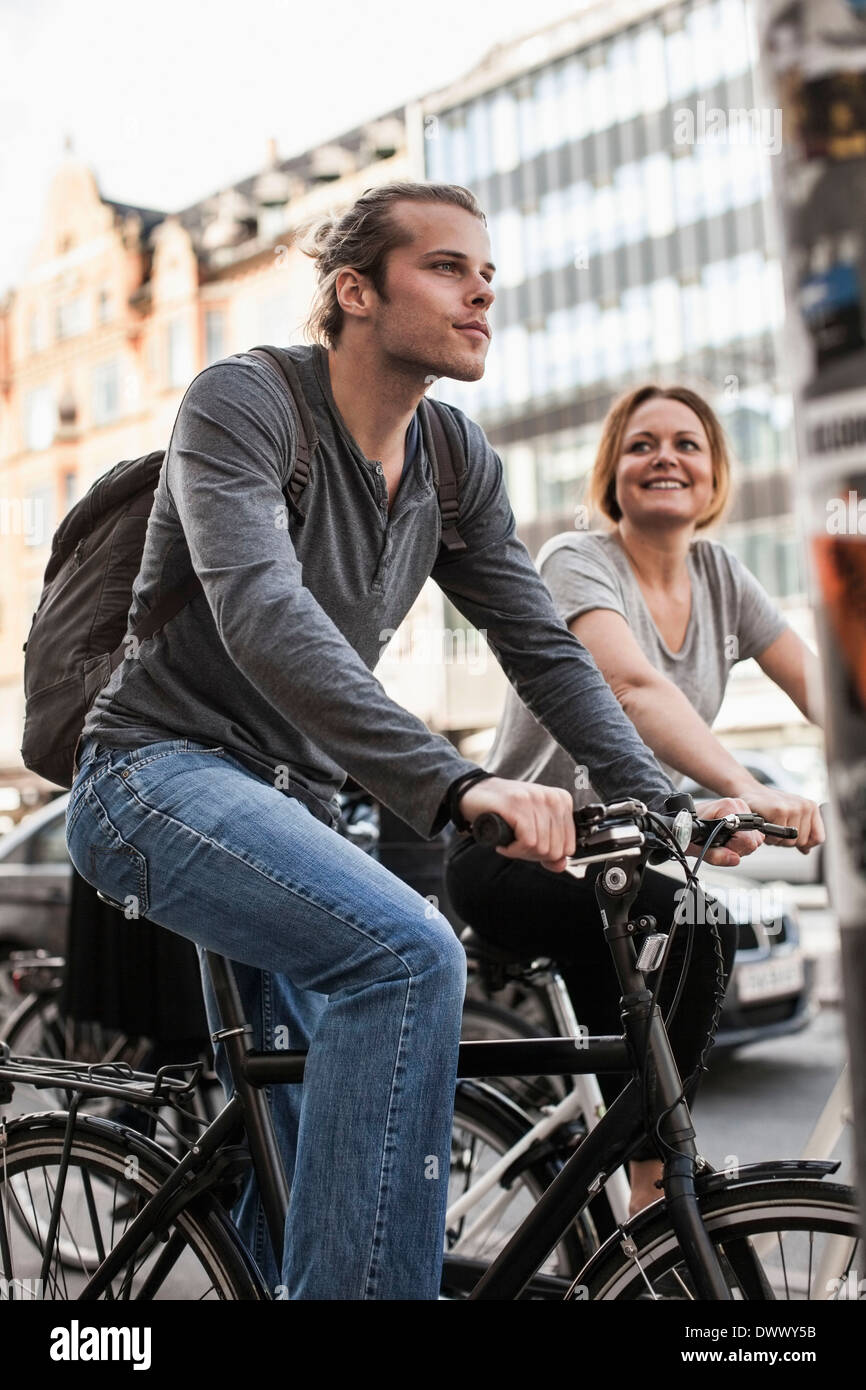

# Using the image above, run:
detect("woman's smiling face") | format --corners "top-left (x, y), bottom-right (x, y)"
top-left (614, 396), bottom-right (716, 532)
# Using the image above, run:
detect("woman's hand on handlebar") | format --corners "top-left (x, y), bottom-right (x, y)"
top-left (732, 784), bottom-right (824, 854)
top-left (693, 797), bottom-right (764, 867)
top-left (456, 778), bottom-right (576, 872)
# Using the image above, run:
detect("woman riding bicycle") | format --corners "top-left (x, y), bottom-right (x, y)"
top-left (445, 382), bottom-right (825, 1216)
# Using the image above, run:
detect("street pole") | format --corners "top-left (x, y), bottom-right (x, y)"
top-left (754, 0), bottom-right (866, 1252)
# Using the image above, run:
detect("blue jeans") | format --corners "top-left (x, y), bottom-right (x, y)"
top-left (66, 736), bottom-right (466, 1300)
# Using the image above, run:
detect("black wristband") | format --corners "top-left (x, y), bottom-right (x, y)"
top-left (446, 768), bottom-right (494, 833)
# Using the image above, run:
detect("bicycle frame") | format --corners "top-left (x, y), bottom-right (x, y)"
top-left (203, 848), bottom-right (736, 1301)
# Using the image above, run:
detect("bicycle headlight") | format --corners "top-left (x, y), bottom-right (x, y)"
top-left (673, 808), bottom-right (693, 853)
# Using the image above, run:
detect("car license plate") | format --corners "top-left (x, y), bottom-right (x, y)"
top-left (737, 953), bottom-right (805, 1004)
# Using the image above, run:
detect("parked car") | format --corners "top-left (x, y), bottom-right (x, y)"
top-left (0, 793), bottom-right (71, 961)
top-left (653, 857), bottom-right (816, 1050)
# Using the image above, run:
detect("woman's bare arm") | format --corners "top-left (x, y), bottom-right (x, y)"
top-left (569, 608), bottom-right (824, 850)
top-left (755, 627), bottom-right (824, 727)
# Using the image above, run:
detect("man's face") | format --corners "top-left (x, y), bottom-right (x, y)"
top-left (358, 201), bottom-right (495, 383)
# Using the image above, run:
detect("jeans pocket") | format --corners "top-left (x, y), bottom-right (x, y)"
top-left (84, 785), bottom-right (150, 920)
top-left (66, 748), bottom-right (111, 831)
top-left (109, 740), bottom-right (226, 779)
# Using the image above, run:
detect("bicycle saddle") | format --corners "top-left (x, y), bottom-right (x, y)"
top-left (459, 925), bottom-right (551, 970)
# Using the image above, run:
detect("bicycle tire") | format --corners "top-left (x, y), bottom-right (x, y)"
top-left (0, 1113), bottom-right (267, 1300)
top-left (577, 1176), bottom-right (861, 1301)
top-left (444, 1081), bottom-right (593, 1298)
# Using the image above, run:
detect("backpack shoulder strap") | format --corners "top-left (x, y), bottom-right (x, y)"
top-left (121, 350), bottom-right (316, 670)
top-left (419, 397), bottom-right (468, 556)
top-left (114, 572), bottom-right (203, 674)
top-left (248, 345), bottom-right (318, 522)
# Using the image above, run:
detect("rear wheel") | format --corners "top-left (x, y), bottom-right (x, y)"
top-left (0, 1114), bottom-right (266, 1300)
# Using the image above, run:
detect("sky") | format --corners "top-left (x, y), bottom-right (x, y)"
top-left (0, 0), bottom-right (587, 295)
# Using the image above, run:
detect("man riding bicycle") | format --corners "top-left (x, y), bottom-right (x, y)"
top-left (67, 180), bottom-right (760, 1300)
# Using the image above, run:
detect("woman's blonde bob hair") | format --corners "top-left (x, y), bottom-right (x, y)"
top-left (587, 383), bottom-right (733, 531)
top-left (300, 181), bottom-right (487, 349)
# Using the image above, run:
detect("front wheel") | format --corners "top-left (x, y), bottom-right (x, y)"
top-left (578, 1177), bottom-right (861, 1300)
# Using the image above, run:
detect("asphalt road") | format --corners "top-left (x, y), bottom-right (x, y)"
top-left (692, 1004), bottom-right (854, 1183)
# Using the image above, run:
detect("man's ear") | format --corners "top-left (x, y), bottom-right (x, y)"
top-left (335, 267), bottom-right (375, 323)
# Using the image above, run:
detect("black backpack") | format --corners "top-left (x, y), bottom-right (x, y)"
top-left (20, 345), bottom-right (468, 789)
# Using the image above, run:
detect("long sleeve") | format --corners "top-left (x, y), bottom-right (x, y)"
top-left (432, 408), bottom-right (677, 811)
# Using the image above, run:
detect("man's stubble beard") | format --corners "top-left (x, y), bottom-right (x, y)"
top-left (379, 320), bottom-right (488, 387)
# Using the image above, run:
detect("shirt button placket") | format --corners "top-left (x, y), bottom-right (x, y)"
top-left (371, 462), bottom-right (389, 589)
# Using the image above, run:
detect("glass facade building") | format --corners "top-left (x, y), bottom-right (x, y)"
top-left (423, 0), bottom-right (803, 601)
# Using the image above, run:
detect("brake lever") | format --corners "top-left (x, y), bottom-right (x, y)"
top-left (689, 814), bottom-right (798, 845)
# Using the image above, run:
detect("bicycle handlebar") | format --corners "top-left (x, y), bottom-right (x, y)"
top-left (470, 800), bottom-right (798, 861)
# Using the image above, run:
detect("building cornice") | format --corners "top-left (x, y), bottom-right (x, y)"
top-left (420, 0), bottom-right (679, 113)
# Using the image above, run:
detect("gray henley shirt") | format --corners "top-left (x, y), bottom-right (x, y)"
top-left (82, 346), bottom-right (677, 837)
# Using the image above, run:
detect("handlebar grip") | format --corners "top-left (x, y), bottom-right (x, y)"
top-left (761, 822), bottom-right (799, 840)
top-left (471, 812), bottom-right (516, 848)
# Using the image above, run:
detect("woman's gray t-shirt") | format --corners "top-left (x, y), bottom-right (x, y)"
top-left (484, 530), bottom-right (789, 806)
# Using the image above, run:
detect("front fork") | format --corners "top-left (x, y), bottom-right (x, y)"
top-left (595, 857), bottom-right (733, 1300)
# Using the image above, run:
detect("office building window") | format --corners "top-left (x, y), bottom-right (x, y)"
top-left (778, 534), bottom-right (804, 598)
top-left (205, 309), bottom-right (225, 365)
top-left (560, 52), bottom-right (591, 143)
top-left (586, 48), bottom-right (610, 134)
top-left (23, 487), bottom-right (54, 549)
top-left (28, 312), bottom-right (44, 354)
top-left (501, 323), bottom-right (531, 405)
top-left (466, 99), bottom-right (493, 183)
top-left (718, 0), bottom-right (753, 80)
top-left (166, 319), bottom-right (193, 388)
top-left (644, 154), bottom-right (676, 239)
top-left (609, 32), bottom-right (640, 126)
top-left (650, 278), bottom-right (683, 363)
top-left (494, 208), bottom-right (526, 289)
top-left (491, 90), bottom-right (520, 175)
top-left (92, 360), bottom-right (120, 425)
top-left (55, 297), bottom-right (88, 341)
top-left (535, 66), bottom-right (561, 155)
top-left (23, 387), bottom-right (55, 451)
top-left (61, 470), bottom-right (77, 509)
top-left (256, 294), bottom-right (292, 348)
top-left (634, 25), bottom-right (668, 113)
top-left (444, 109), bottom-right (471, 185)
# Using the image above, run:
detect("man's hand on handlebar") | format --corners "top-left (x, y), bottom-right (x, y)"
top-left (691, 798), bottom-right (764, 867)
top-left (456, 778), bottom-right (576, 872)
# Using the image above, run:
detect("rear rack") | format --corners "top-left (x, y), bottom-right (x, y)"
top-left (0, 1041), bottom-right (202, 1107)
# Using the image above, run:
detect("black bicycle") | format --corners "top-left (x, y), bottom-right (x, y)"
top-left (0, 795), bottom-right (858, 1300)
